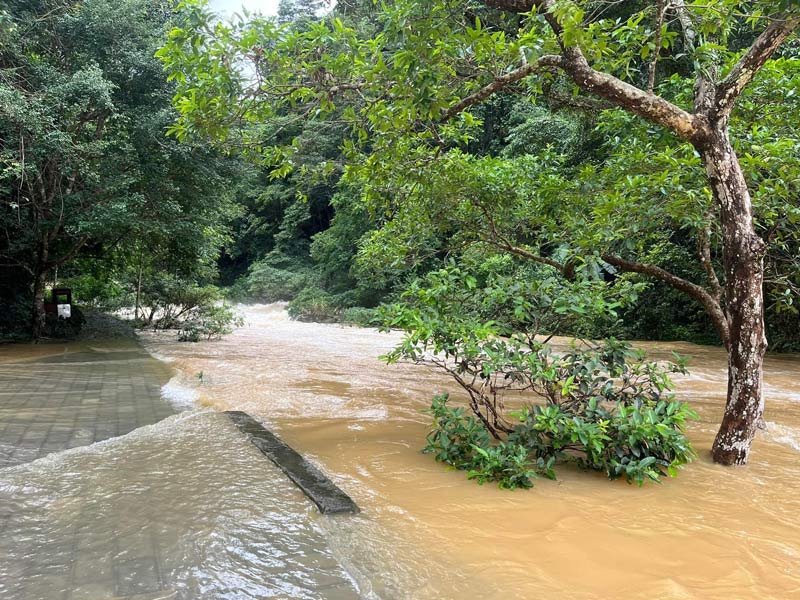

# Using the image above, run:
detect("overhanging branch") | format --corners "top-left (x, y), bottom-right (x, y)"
top-left (559, 47), bottom-right (701, 141)
top-left (479, 1), bottom-right (702, 141)
top-left (602, 253), bottom-right (730, 347)
top-left (488, 238), bottom-right (569, 273)
top-left (472, 198), bottom-right (574, 277)
top-left (46, 235), bottom-right (89, 271)
top-left (714, 12), bottom-right (800, 117)
top-left (441, 55), bottom-right (563, 121)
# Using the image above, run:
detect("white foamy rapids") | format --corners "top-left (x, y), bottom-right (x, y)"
top-left (161, 376), bottom-right (200, 410)
top-left (236, 302), bottom-right (291, 325)
top-left (764, 421), bottom-right (800, 453)
top-left (143, 344), bottom-right (176, 363)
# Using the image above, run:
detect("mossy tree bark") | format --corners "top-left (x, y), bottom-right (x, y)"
top-left (701, 130), bottom-right (768, 465)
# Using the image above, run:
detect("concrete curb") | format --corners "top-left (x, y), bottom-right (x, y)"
top-left (224, 411), bottom-right (360, 515)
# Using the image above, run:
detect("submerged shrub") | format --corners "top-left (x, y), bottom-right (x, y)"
top-left (467, 443), bottom-right (542, 490)
top-left (424, 394), bottom-right (492, 465)
top-left (137, 278), bottom-right (221, 329)
top-left (177, 304), bottom-right (244, 342)
top-left (387, 265), bottom-right (698, 489)
top-left (424, 394), bottom-right (541, 489)
top-left (426, 393), bottom-right (696, 489)
top-left (509, 397), bottom-right (696, 485)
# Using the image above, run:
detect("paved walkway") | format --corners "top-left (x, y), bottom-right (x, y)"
top-left (0, 337), bottom-right (360, 600)
top-left (0, 339), bottom-right (176, 467)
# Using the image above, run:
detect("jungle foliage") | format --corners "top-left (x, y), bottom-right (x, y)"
top-left (0, 0), bottom-right (240, 340)
top-left (156, 0), bottom-right (800, 348)
top-left (158, 0), bottom-right (800, 466)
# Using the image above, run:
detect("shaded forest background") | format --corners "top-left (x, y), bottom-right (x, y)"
top-left (2, 0), bottom-right (798, 351)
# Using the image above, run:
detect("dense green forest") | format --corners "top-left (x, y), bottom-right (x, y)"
top-left (2, 0), bottom-right (799, 468)
top-left (170, 0), bottom-right (799, 351)
top-left (0, 0), bottom-right (246, 339)
top-left (3, 0), bottom-right (797, 345)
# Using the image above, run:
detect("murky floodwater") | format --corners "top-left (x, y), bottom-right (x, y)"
top-left (0, 411), bottom-right (360, 599)
top-left (135, 304), bottom-right (800, 600)
top-left (3, 304), bottom-right (799, 599)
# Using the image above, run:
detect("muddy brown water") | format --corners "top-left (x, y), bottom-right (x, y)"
top-left (134, 303), bottom-right (800, 600)
top-left (2, 304), bottom-right (798, 599)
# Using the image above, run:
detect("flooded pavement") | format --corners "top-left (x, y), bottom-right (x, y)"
top-left (0, 411), bottom-right (359, 600)
top-left (0, 339), bottom-right (175, 467)
top-left (140, 303), bottom-right (800, 600)
top-left (0, 336), bottom-right (361, 599)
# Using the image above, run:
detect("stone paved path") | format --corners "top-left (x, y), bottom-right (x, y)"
top-left (0, 339), bottom-right (176, 467)
top-left (0, 337), bottom-right (361, 600)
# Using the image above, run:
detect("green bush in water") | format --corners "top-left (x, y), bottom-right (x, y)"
top-left (424, 383), bottom-right (697, 489)
top-left (177, 304), bottom-right (244, 342)
top-left (388, 265), bottom-right (698, 489)
top-left (423, 395), bottom-right (554, 490)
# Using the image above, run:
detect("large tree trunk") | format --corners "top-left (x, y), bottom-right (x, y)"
top-left (31, 269), bottom-right (48, 341)
top-left (31, 237), bottom-right (51, 341)
top-left (702, 128), bottom-right (768, 466)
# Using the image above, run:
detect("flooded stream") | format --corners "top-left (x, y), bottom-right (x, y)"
top-left (2, 303), bottom-right (799, 599)
top-left (141, 304), bottom-right (800, 599)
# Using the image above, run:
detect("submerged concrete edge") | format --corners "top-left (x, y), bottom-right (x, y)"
top-left (224, 410), bottom-right (360, 515)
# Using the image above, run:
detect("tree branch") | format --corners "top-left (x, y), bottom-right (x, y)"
top-left (714, 12), bottom-right (800, 117)
top-left (476, 1), bottom-right (702, 141)
top-left (602, 253), bottom-right (730, 347)
top-left (542, 77), bottom-right (612, 112)
top-left (669, 1), bottom-right (719, 114)
top-left (46, 235), bottom-right (89, 271)
top-left (647, 0), bottom-right (666, 94)
top-left (441, 55), bottom-right (563, 121)
top-left (472, 198), bottom-right (574, 277)
top-left (559, 47), bottom-right (702, 141)
top-left (670, 0), bottom-right (697, 50)
top-left (484, 1), bottom-right (564, 41)
top-left (488, 238), bottom-right (569, 273)
top-left (0, 257), bottom-right (35, 276)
